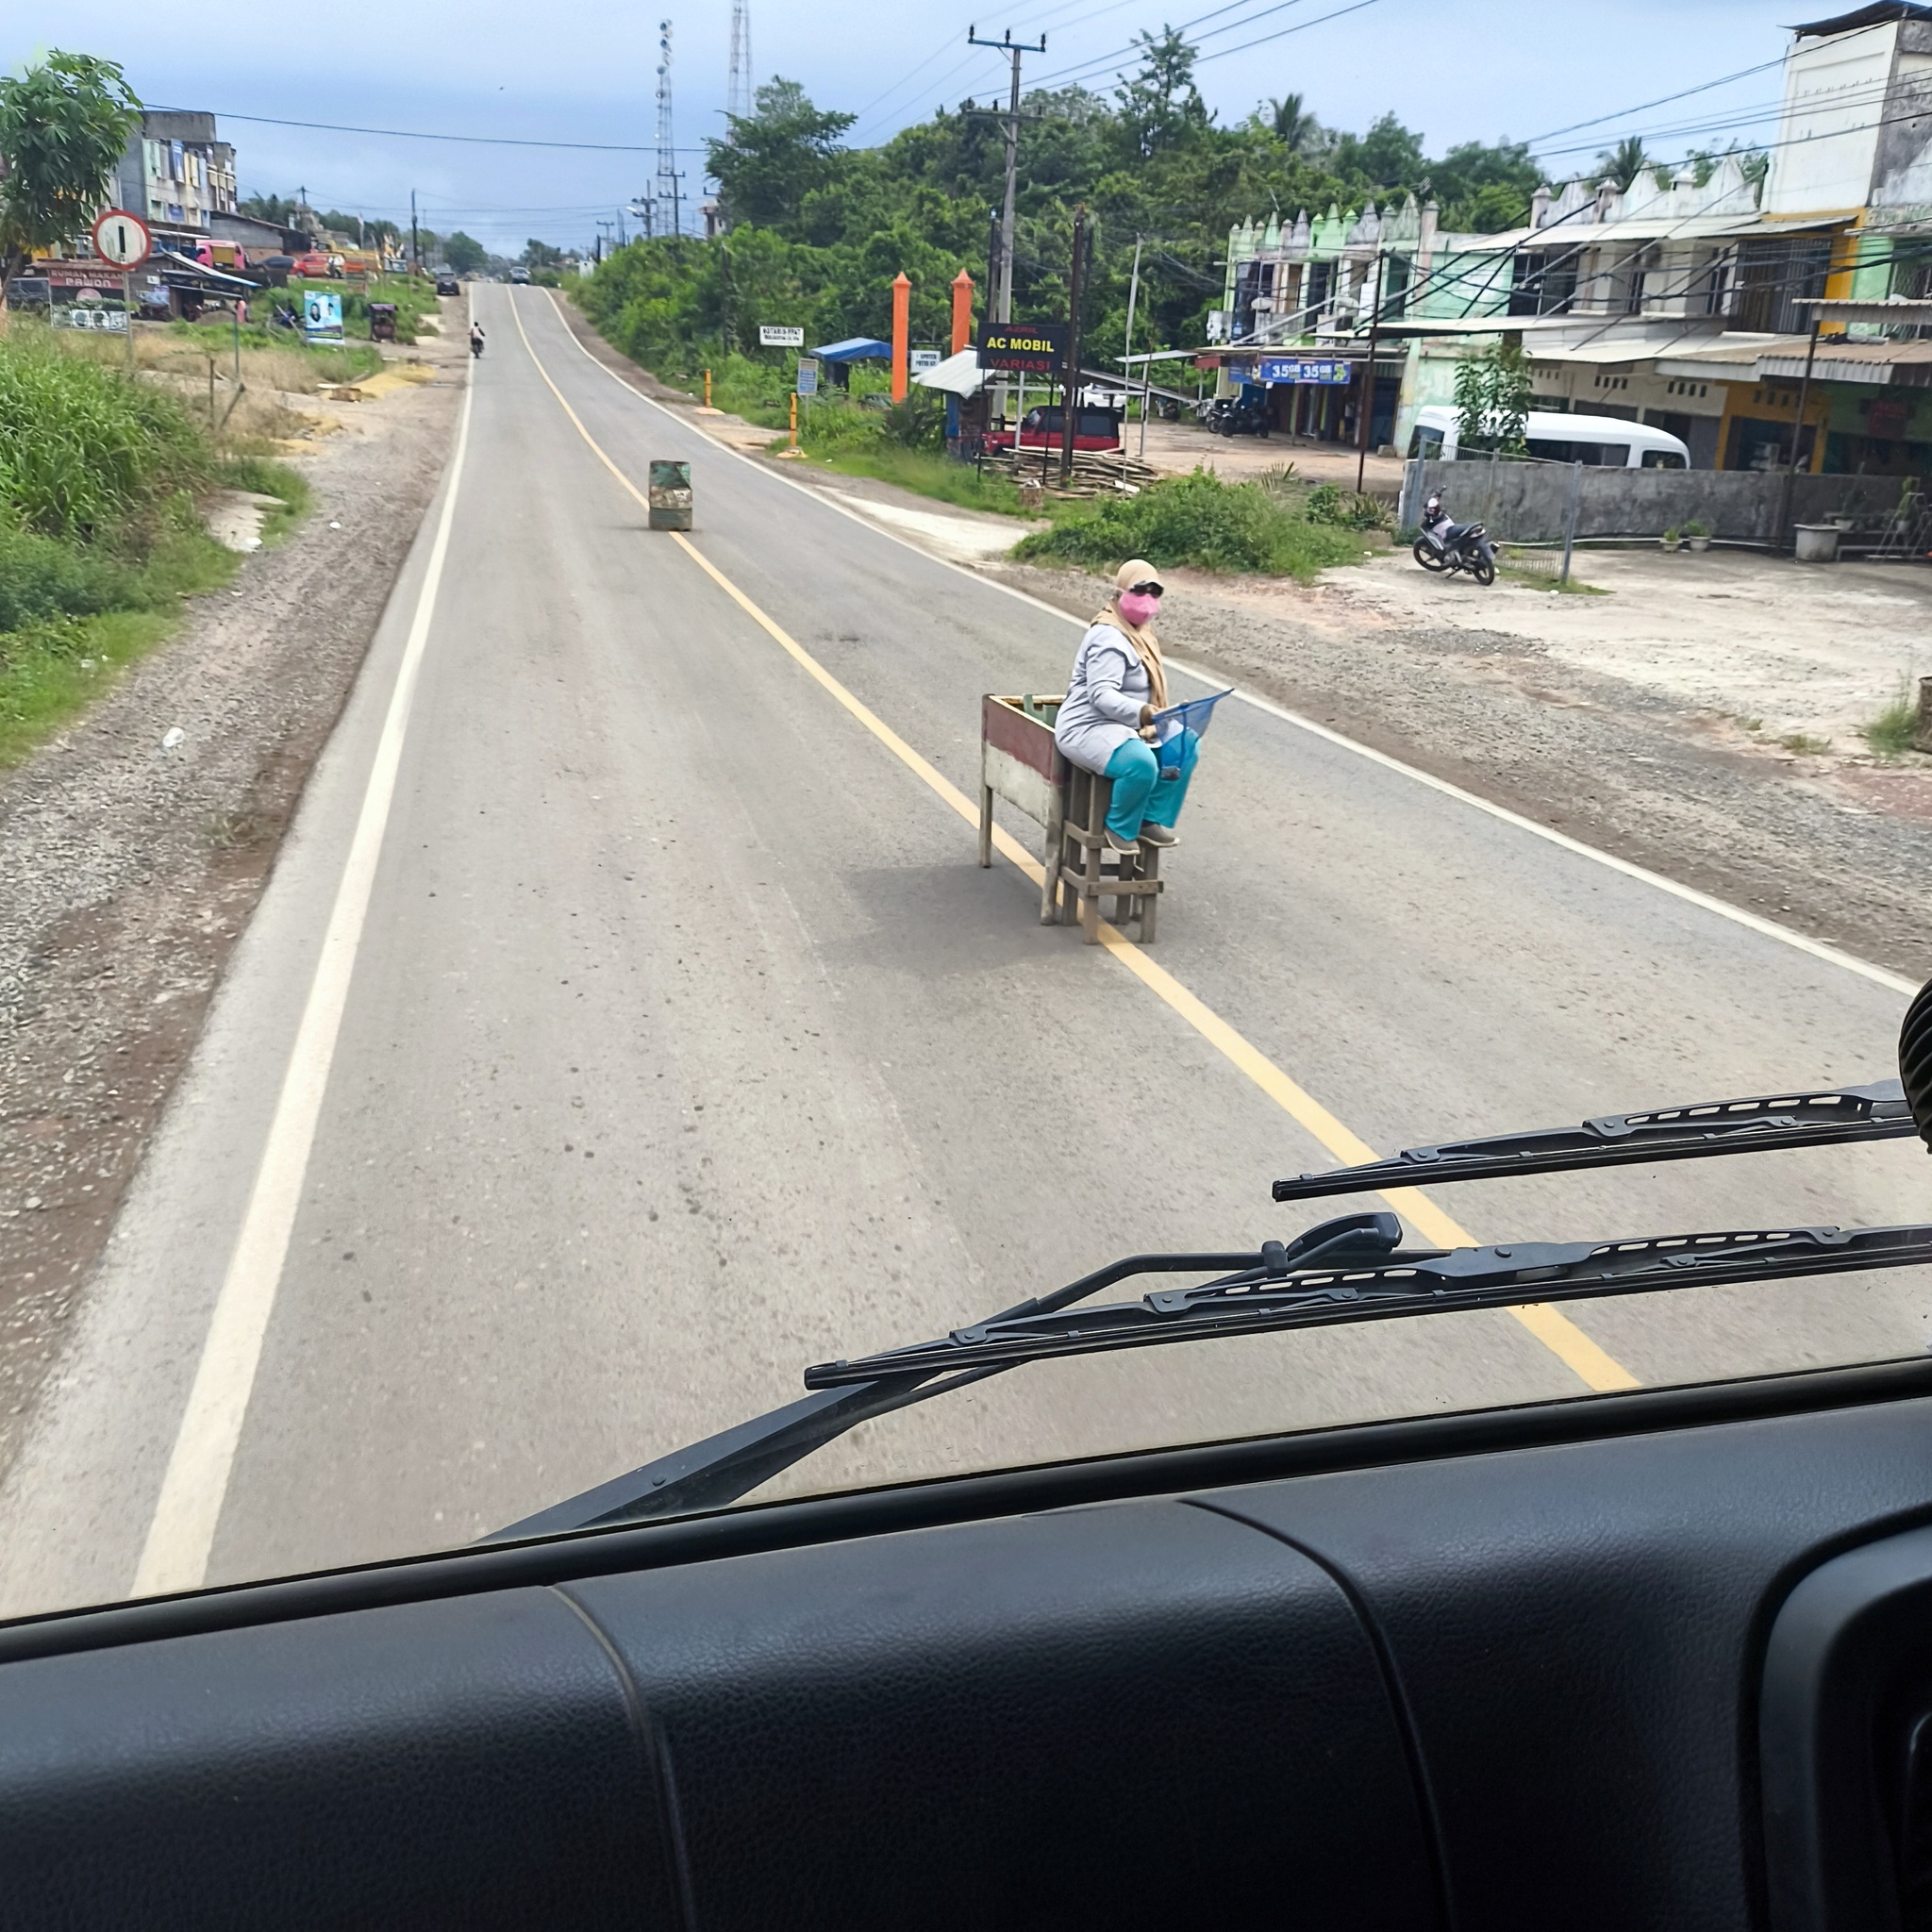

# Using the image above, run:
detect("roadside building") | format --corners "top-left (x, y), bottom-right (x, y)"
top-left (1209, 1), bottom-right (1932, 474)
top-left (111, 111), bottom-right (238, 255)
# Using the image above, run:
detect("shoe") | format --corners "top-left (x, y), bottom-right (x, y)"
top-left (1139, 823), bottom-right (1178, 848)
top-left (1104, 828), bottom-right (1140, 854)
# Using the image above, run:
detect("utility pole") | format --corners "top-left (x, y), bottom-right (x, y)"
top-left (410, 191), bottom-right (420, 275)
top-left (1355, 248), bottom-right (1385, 493)
top-left (1059, 203), bottom-right (1088, 486)
top-left (967, 26), bottom-right (1046, 326)
top-left (617, 207), bottom-right (627, 248)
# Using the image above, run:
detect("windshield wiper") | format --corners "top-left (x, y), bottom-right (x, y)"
top-left (1273, 1080), bottom-right (1915, 1202)
top-left (808, 1222), bottom-right (1932, 1385)
top-left (492, 1212), bottom-right (1932, 1541)
top-left (490, 1213), bottom-right (1404, 1541)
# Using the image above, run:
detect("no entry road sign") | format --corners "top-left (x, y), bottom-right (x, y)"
top-left (91, 208), bottom-right (152, 271)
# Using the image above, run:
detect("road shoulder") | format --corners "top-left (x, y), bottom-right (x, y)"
top-left (0, 316), bottom-right (465, 1476)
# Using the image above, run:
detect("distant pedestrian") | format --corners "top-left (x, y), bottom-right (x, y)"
top-left (1053, 558), bottom-right (1198, 853)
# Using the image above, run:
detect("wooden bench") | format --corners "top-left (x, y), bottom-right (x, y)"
top-left (979, 693), bottom-right (1163, 944)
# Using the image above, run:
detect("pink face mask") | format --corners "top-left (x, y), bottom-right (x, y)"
top-left (1118, 591), bottom-right (1159, 627)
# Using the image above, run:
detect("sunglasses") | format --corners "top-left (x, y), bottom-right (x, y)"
top-left (1128, 581), bottom-right (1164, 597)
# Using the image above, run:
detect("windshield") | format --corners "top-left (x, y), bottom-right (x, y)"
top-left (3, 31), bottom-right (1931, 1620)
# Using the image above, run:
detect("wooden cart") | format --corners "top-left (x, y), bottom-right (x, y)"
top-left (979, 693), bottom-right (1163, 943)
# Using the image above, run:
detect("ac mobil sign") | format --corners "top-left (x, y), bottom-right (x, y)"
top-left (979, 323), bottom-right (1066, 375)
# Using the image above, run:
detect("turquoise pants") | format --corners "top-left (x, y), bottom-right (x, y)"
top-left (1102, 729), bottom-right (1198, 840)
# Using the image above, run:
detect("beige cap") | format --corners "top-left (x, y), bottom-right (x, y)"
top-left (1115, 558), bottom-right (1160, 593)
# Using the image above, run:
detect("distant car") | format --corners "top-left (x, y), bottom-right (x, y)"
top-left (508, 266), bottom-right (532, 285)
top-left (435, 275), bottom-right (460, 296)
top-left (984, 405), bottom-right (1124, 455)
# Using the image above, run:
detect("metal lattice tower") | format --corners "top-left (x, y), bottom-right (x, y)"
top-left (656, 19), bottom-right (682, 238)
top-left (727, 0), bottom-right (752, 125)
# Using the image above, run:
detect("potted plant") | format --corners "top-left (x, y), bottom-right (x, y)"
top-left (1661, 526), bottom-right (1682, 553)
top-left (1682, 519), bottom-right (1711, 553)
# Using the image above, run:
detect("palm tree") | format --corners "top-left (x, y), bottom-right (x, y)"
top-left (1592, 135), bottom-right (1648, 192)
top-left (1269, 92), bottom-right (1318, 154)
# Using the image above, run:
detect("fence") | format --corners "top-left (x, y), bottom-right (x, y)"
top-left (1396, 457), bottom-right (1916, 549)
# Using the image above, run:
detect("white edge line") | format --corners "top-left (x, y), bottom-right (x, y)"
top-left (538, 291), bottom-right (1916, 1004)
top-left (131, 365), bottom-right (477, 1599)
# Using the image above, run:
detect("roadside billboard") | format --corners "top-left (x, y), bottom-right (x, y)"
top-left (759, 324), bottom-right (805, 347)
top-left (978, 322), bottom-right (1065, 375)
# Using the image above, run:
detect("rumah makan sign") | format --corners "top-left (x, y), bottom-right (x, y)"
top-left (978, 322), bottom-right (1065, 375)
top-left (1256, 356), bottom-right (1352, 385)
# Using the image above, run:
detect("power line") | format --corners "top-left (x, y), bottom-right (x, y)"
top-left (155, 104), bottom-right (710, 154)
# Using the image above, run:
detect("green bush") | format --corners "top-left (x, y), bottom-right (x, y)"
top-left (1303, 481), bottom-right (1391, 530)
top-left (1014, 470), bottom-right (1366, 581)
top-left (0, 332), bottom-right (208, 538)
top-left (0, 519), bottom-right (134, 630)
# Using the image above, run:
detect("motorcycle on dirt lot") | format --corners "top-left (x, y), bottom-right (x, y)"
top-left (1201, 395), bottom-right (1271, 438)
top-left (1412, 491), bottom-right (1496, 586)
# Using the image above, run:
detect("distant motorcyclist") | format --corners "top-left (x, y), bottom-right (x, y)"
top-left (470, 322), bottom-right (485, 358)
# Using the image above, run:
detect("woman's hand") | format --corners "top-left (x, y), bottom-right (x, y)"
top-left (1139, 705), bottom-right (1155, 725)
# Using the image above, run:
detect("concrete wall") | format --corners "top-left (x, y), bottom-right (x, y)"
top-left (1401, 458), bottom-right (1897, 543)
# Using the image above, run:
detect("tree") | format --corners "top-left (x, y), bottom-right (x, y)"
top-left (1592, 135), bottom-right (1648, 192)
top-left (1265, 93), bottom-right (1320, 154)
top-left (443, 231), bottom-right (487, 275)
top-left (1430, 138), bottom-right (1541, 233)
top-left (1116, 28), bottom-right (1210, 159)
top-left (1453, 340), bottom-right (1532, 454)
top-left (0, 52), bottom-right (142, 303)
top-left (708, 79), bottom-right (856, 232)
top-left (521, 238), bottom-right (565, 270)
top-left (1330, 112), bottom-right (1424, 191)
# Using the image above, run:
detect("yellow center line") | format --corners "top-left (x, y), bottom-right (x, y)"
top-left (506, 293), bottom-right (1640, 1397)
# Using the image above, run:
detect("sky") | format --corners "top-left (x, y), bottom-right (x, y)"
top-left (16, 0), bottom-right (1808, 255)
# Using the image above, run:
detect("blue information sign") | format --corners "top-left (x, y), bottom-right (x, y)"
top-left (1257, 357), bottom-right (1352, 385)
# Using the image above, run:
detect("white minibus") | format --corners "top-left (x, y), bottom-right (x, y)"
top-left (1407, 406), bottom-right (1690, 469)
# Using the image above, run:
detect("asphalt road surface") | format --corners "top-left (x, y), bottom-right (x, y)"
top-left (3, 285), bottom-right (1926, 1618)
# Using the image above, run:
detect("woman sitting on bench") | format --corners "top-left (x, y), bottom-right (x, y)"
top-left (1053, 558), bottom-right (1198, 853)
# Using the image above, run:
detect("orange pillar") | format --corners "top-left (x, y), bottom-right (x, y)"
top-left (891, 272), bottom-right (910, 402)
top-left (951, 269), bottom-right (974, 355)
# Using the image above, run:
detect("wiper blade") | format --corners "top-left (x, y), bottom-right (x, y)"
top-left (1273, 1079), bottom-right (1915, 1202)
top-left (806, 1222), bottom-right (1932, 1386)
top-left (490, 1213), bottom-right (1406, 1540)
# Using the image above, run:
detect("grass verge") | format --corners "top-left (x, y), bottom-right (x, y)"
top-left (808, 445), bottom-right (1026, 516)
top-left (0, 327), bottom-right (310, 770)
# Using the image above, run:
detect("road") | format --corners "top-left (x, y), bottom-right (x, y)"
top-left (2, 284), bottom-right (1925, 1618)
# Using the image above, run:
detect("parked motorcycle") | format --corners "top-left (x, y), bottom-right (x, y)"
top-left (1412, 492), bottom-right (1496, 586)
top-left (1201, 395), bottom-right (1271, 438)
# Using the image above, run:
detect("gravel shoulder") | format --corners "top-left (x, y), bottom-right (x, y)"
top-left (0, 308), bottom-right (465, 1467)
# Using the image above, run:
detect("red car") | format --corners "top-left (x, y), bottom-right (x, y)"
top-left (985, 404), bottom-right (1124, 454)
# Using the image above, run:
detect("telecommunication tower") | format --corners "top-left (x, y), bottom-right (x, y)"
top-left (727, 0), bottom-right (753, 124)
top-left (656, 20), bottom-right (683, 239)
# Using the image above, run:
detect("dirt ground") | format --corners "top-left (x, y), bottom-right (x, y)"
top-left (0, 303), bottom-right (466, 1466)
top-left (1333, 545), bottom-right (1932, 755)
top-left (1130, 417), bottom-right (1407, 491)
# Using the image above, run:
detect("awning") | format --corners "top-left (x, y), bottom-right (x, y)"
top-left (1755, 344), bottom-right (1932, 386)
top-left (158, 249), bottom-right (264, 291)
top-left (1797, 297), bottom-right (1932, 325)
top-left (810, 337), bottom-right (891, 363)
top-left (911, 348), bottom-right (982, 396)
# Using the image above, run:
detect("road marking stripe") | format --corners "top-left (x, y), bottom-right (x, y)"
top-left (512, 300), bottom-right (1637, 1396)
top-left (133, 367), bottom-right (477, 1598)
top-left (538, 291), bottom-right (1916, 1005)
